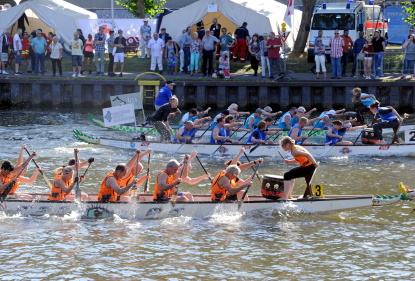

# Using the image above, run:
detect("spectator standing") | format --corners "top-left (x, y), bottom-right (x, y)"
top-left (266, 32), bottom-right (282, 79)
top-left (341, 29), bottom-right (353, 77)
top-left (154, 81), bottom-right (175, 110)
top-left (0, 31), bottom-right (10, 75)
top-left (219, 28), bottom-right (233, 57)
top-left (111, 30), bottom-right (127, 77)
top-left (329, 29), bottom-right (344, 79)
top-left (69, 32), bottom-right (83, 78)
top-left (49, 36), bottom-right (63, 77)
top-left (351, 31), bottom-right (366, 77)
top-left (210, 18), bottom-right (221, 59)
top-left (362, 37), bottom-right (374, 79)
top-left (29, 30), bottom-right (37, 73)
top-left (165, 36), bottom-right (179, 74)
top-left (314, 38), bottom-right (326, 79)
top-left (81, 33), bottom-right (94, 75)
top-left (310, 30), bottom-right (323, 74)
top-left (148, 32), bottom-right (165, 74)
top-left (139, 19), bottom-right (151, 58)
top-left (31, 30), bottom-right (47, 76)
top-left (233, 22), bottom-right (250, 62)
top-left (259, 33), bottom-right (270, 78)
top-left (201, 29), bottom-right (220, 77)
top-left (189, 32), bottom-right (201, 76)
top-left (401, 35), bottom-right (415, 79)
top-left (401, 27), bottom-right (414, 46)
top-left (106, 30), bottom-right (116, 77)
top-left (94, 26), bottom-right (106, 76)
top-left (248, 34), bottom-right (261, 76)
top-left (178, 29), bottom-right (186, 72)
top-left (13, 28), bottom-right (23, 75)
top-left (77, 29), bottom-right (86, 45)
top-left (21, 31), bottom-right (30, 61)
top-left (372, 30), bottom-right (385, 79)
top-left (180, 27), bottom-right (192, 73)
top-left (158, 28), bottom-right (169, 44)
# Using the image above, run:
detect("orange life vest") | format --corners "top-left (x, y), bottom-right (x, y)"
top-left (291, 145), bottom-right (313, 167)
top-left (117, 172), bottom-right (134, 196)
top-left (153, 170), bottom-right (176, 200)
top-left (98, 172), bottom-right (120, 202)
top-left (9, 180), bottom-right (20, 195)
top-left (211, 170), bottom-right (236, 202)
top-left (48, 175), bottom-right (74, 201)
top-left (0, 173), bottom-right (13, 195)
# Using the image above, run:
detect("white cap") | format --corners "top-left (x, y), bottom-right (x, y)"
top-left (343, 122), bottom-right (352, 128)
top-left (327, 110), bottom-right (336, 116)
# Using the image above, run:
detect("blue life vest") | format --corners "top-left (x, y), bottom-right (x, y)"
top-left (290, 116), bottom-right (299, 128)
top-left (247, 128), bottom-right (267, 144)
top-left (277, 111), bottom-right (291, 130)
top-left (315, 113), bottom-right (329, 129)
top-left (210, 113), bottom-right (222, 129)
top-left (210, 126), bottom-right (227, 144)
top-left (244, 113), bottom-right (262, 129)
top-left (361, 93), bottom-right (375, 107)
top-left (288, 125), bottom-right (303, 144)
top-left (378, 107), bottom-right (397, 121)
top-left (325, 126), bottom-right (339, 145)
top-left (173, 128), bottom-right (197, 143)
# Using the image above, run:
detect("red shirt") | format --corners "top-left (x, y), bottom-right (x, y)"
top-left (266, 37), bottom-right (282, 59)
top-left (341, 35), bottom-right (353, 53)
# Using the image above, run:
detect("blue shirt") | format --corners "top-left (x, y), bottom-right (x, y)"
top-left (277, 111), bottom-right (291, 130)
top-left (244, 113), bottom-right (262, 130)
top-left (154, 86), bottom-right (173, 106)
top-left (288, 125), bottom-right (303, 144)
top-left (173, 128), bottom-right (197, 143)
top-left (210, 126), bottom-right (227, 144)
top-left (353, 38), bottom-right (367, 54)
top-left (247, 128), bottom-right (267, 144)
top-left (325, 126), bottom-right (340, 145)
top-left (31, 37), bottom-right (47, 53)
top-left (378, 107), bottom-right (397, 121)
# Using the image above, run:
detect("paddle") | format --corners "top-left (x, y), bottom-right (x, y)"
top-left (249, 131), bottom-right (280, 154)
top-left (196, 121), bottom-right (212, 141)
top-left (238, 163), bottom-right (261, 210)
top-left (211, 124), bottom-right (242, 155)
top-left (237, 131), bottom-right (249, 142)
top-left (74, 149), bottom-right (81, 201)
top-left (143, 153), bottom-right (151, 193)
top-left (175, 120), bottom-right (210, 153)
top-left (0, 152), bottom-right (36, 202)
top-left (303, 164), bottom-right (319, 198)
top-left (195, 155), bottom-right (212, 183)
top-left (24, 147), bottom-right (52, 189)
top-left (137, 127), bottom-right (156, 141)
top-left (243, 152), bottom-right (261, 182)
top-left (171, 160), bottom-right (187, 207)
top-left (299, 119), bottom-right (321, 145)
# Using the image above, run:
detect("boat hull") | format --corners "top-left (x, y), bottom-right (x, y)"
top-left (0, 194), bottom-right (374, 219)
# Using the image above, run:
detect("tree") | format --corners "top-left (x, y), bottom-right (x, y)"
top-left (402, 2), bottom-right (415, 27)
top-left (116, 0), bottom-right (167, 18)
top-left (291, 0), bottom-right (317, 57)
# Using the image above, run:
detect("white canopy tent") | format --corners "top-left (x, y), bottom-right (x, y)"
top-left (0, 0), bottom-right (97, 44)
top-left (160, 0), bottom-right (302, 50)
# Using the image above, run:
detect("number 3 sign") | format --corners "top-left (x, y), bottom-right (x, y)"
top-left (313, 184), bottom-right (324, 198)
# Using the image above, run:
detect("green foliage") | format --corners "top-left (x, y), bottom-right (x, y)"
top-left (401, 2), bottom-right (415, 27)
top-left (116, 0), bottom-right (166, 18)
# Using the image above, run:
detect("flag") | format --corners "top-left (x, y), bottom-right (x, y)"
top-left (283, 0), bottom-right (294, 28)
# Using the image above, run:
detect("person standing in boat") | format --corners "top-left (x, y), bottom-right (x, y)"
top-left (153, 156), bottom-right (189, 202)
top-left (246, 121), bottom-right (274, 145)
top-left (211, 164), bottom-right (254, 202)
top-left (368, 101), bottom-right (403, 144)
top-left (173, 120), bottom-right (210, 144)
top-left (277, 107), bottom-right (298, 131)
top-left (149, 97), bottom-right (181, 143)
top-left (279, 136), bottom-right (319, 200)
top-left (154, 81), bottom-right (175, 110)
top-left (351, 87), bottom-right (377, 125)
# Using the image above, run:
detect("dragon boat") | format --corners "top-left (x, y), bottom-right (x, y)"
top-left (73, 129), bottom-right (415, 157)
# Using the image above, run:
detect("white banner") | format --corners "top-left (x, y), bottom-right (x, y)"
top-left (110, 92), bottom-right (143, 110)
top-left (103, 104), bottom-right (136, 127)
top-left (77, 19), bottom-right (157, 38)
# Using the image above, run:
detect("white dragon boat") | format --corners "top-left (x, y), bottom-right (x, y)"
top-left (73, 130), bottom-right (415, 157)
top-left (0, 193), bottom-right (375, 219)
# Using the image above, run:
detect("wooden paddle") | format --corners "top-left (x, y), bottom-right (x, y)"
top-left (74, 149), bottom-right (81, 201)
top-left (211, 124), bottom-right (242, 155)
top-left (299, 119), bottom-right (321, 145)
top-left (195, 155), bottom-right (212, 183)
top-left (24, 147), bottom-right (52, 189)
top-left (237, 131), bottom-right (249, 141)
top-left (238, 163), bottom-right (261, 210)
top-left (171, 161), bottom-right (187, 207)
top-left (243, 152), bottom-right (261, 182)
top-left (303, 164), bottom-right (319, 198)
top-left (0, 152), bottom-right (36, 202)
top-left (143, 153), bottom-right (151, 193)
top-left (137, 127), bottom-right (156, 141)
top-left (249, 131), bottom-right (280, 154)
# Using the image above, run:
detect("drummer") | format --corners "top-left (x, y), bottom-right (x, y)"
top-left (279, 136), bottom-right (319, 200)
top-left (211, 164), bottom-right (253, 202)
top-left (368, 101), bottom-right (403, 144)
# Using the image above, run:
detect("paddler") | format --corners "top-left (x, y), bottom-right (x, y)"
top-left (98, 149), bottom-right (150, 202)
top-left (313, 108), bottom-right (346, 129)
top-left (246, 120), bottom-right (274, 145)
top-left (277, 107), bottom-right (298, 131)
top-left (148, 96), bottom-right (181, 143)
top-left (48, 166), bottom-right (80, 201)
top-left (211, 164), bottom-right (254, 202)
top-left (279, 136), bottom-right (319, 200)
top-left (368, 101), bottom-right (403, 144)
top-left (153, 155), bottom-right (190, 202)
top-left (182, 151), bottom-right (211, 184)
top-left (224, 147), bottom-right (263, 171)
top-left (244, 108), bottom-right (264, 131)
top-left (210, 117), bottom-right (238, 144)
top-left (173, 120), bottom-right (210, 144)
top-left (179, 106), bottom-right (211, 127)
top-left (288, 117), bottom-right (322, 144)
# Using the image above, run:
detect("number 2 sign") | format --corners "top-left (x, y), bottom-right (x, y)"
top-left (405, 130), bottom-right (415, 144)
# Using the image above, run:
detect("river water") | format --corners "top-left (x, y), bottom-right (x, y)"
top-left (0, 110), bottom-right (414, 281)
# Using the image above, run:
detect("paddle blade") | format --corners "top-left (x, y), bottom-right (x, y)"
top-left (249, 143), bottom-right (261, 154)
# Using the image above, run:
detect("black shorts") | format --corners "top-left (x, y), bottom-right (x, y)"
top-left (284, 164), bottom-right (315, 181)
top-left (83, 51), bottom-right (93, 58)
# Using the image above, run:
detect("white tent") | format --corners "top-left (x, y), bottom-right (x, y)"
top-left (160, 0), bottom-right (302, 49)
top-left (0, 0), bottom-right (97, 43)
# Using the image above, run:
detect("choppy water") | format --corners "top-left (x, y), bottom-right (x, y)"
top-left (0, 110), bottom-right (414, 280)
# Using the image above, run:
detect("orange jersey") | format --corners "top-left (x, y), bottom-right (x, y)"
top-left (291, 145), bottom-right (313, 167)
top-left (117, 172), bottom-right (134, 196)
top-left (98, 172), bottom-right (119, 202)
top-left (211, 170), bottom-right (236, 202)
top-left (153, 170), bottom-right (176, 200)
top-left (48, 175), bottom-right (74, 201)
top-left (0, 173), bottom-right (13, 194)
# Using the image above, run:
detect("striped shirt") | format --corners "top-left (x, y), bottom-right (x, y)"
top-left (329, 36), bottom-right (344, 58)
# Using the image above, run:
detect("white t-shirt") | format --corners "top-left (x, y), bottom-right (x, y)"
top-left (50, 42), bottom-right (62, 59)
top-left (148, 38), bottom-right (165, 57)
top-left (13, 33), bottom-right (22, 51)
top-left (180, 112), bottom-right (190, 125)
